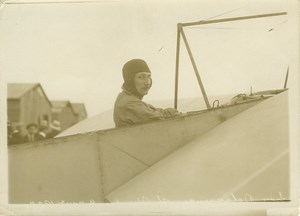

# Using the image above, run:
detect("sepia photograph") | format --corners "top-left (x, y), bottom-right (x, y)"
top-left (0, 0), bottom-right (299, 215)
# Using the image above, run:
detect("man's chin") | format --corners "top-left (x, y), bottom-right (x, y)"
top-left (140, 90), bottom-right (149, 96)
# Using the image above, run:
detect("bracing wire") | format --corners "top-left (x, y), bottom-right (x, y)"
top-left (186, 6), bottom-right (287, 32)
top-left (200, 5), bottom-right (249, 22)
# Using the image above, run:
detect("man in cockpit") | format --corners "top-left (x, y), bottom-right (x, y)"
top-left (113, 59), bottom-right (180, 128)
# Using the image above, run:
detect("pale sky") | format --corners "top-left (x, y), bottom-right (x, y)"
top-left (0, 0), bottom-right (295, 117)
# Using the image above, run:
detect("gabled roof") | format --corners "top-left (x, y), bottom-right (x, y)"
top-left (8, 83), bottom-right (39, 99)
top-left (7, 83), bottom-right (52, 107)
top-left (71, 103), bottom-right (87, 117)
top-left (51, 100), bottom-right (76, 114)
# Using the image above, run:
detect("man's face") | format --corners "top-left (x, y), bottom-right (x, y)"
top-left (134, 72), bottom-right (151, 96)
top-left (27, 126), bottom-right (38, 135)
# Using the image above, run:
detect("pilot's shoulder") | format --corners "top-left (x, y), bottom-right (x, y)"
top-left (115, 91), bottom-right (140, 107)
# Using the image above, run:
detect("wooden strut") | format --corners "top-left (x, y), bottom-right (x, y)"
top-left (174, 28), bottom-right (181, 109)
top-left (284, 66), bottom-right (289, 89)
top-left (181, 12), bottom-right (287, 27)
top-left (178, 24), bottom-right (211, 109)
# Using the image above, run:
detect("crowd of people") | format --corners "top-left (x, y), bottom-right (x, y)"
top-left (7, 120), bottom-right (62, 145)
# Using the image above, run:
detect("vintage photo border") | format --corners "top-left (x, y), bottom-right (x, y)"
top-left (0, 0), bottom-right (299, 215)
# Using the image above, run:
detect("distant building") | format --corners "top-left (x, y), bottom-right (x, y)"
top-left (71, 103), bottom-right (88, 122)
top-left (7, 83), bottom-right (87, 135)
top-left (51, 100), bottom-right (78, 131)
top-left (7, 83), bottom-right (52, 132)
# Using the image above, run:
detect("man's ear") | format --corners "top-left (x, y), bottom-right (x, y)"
top-left (150, 78), bottom-right (152, 87)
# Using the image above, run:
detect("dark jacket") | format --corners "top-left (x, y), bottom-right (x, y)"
top-left (114, 89), bottom-right (176, 128)
top-left (21, 134), bottom-right (44, 144)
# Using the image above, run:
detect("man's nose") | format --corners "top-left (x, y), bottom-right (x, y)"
top-left (144, 78), bottom-right (151, 85)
